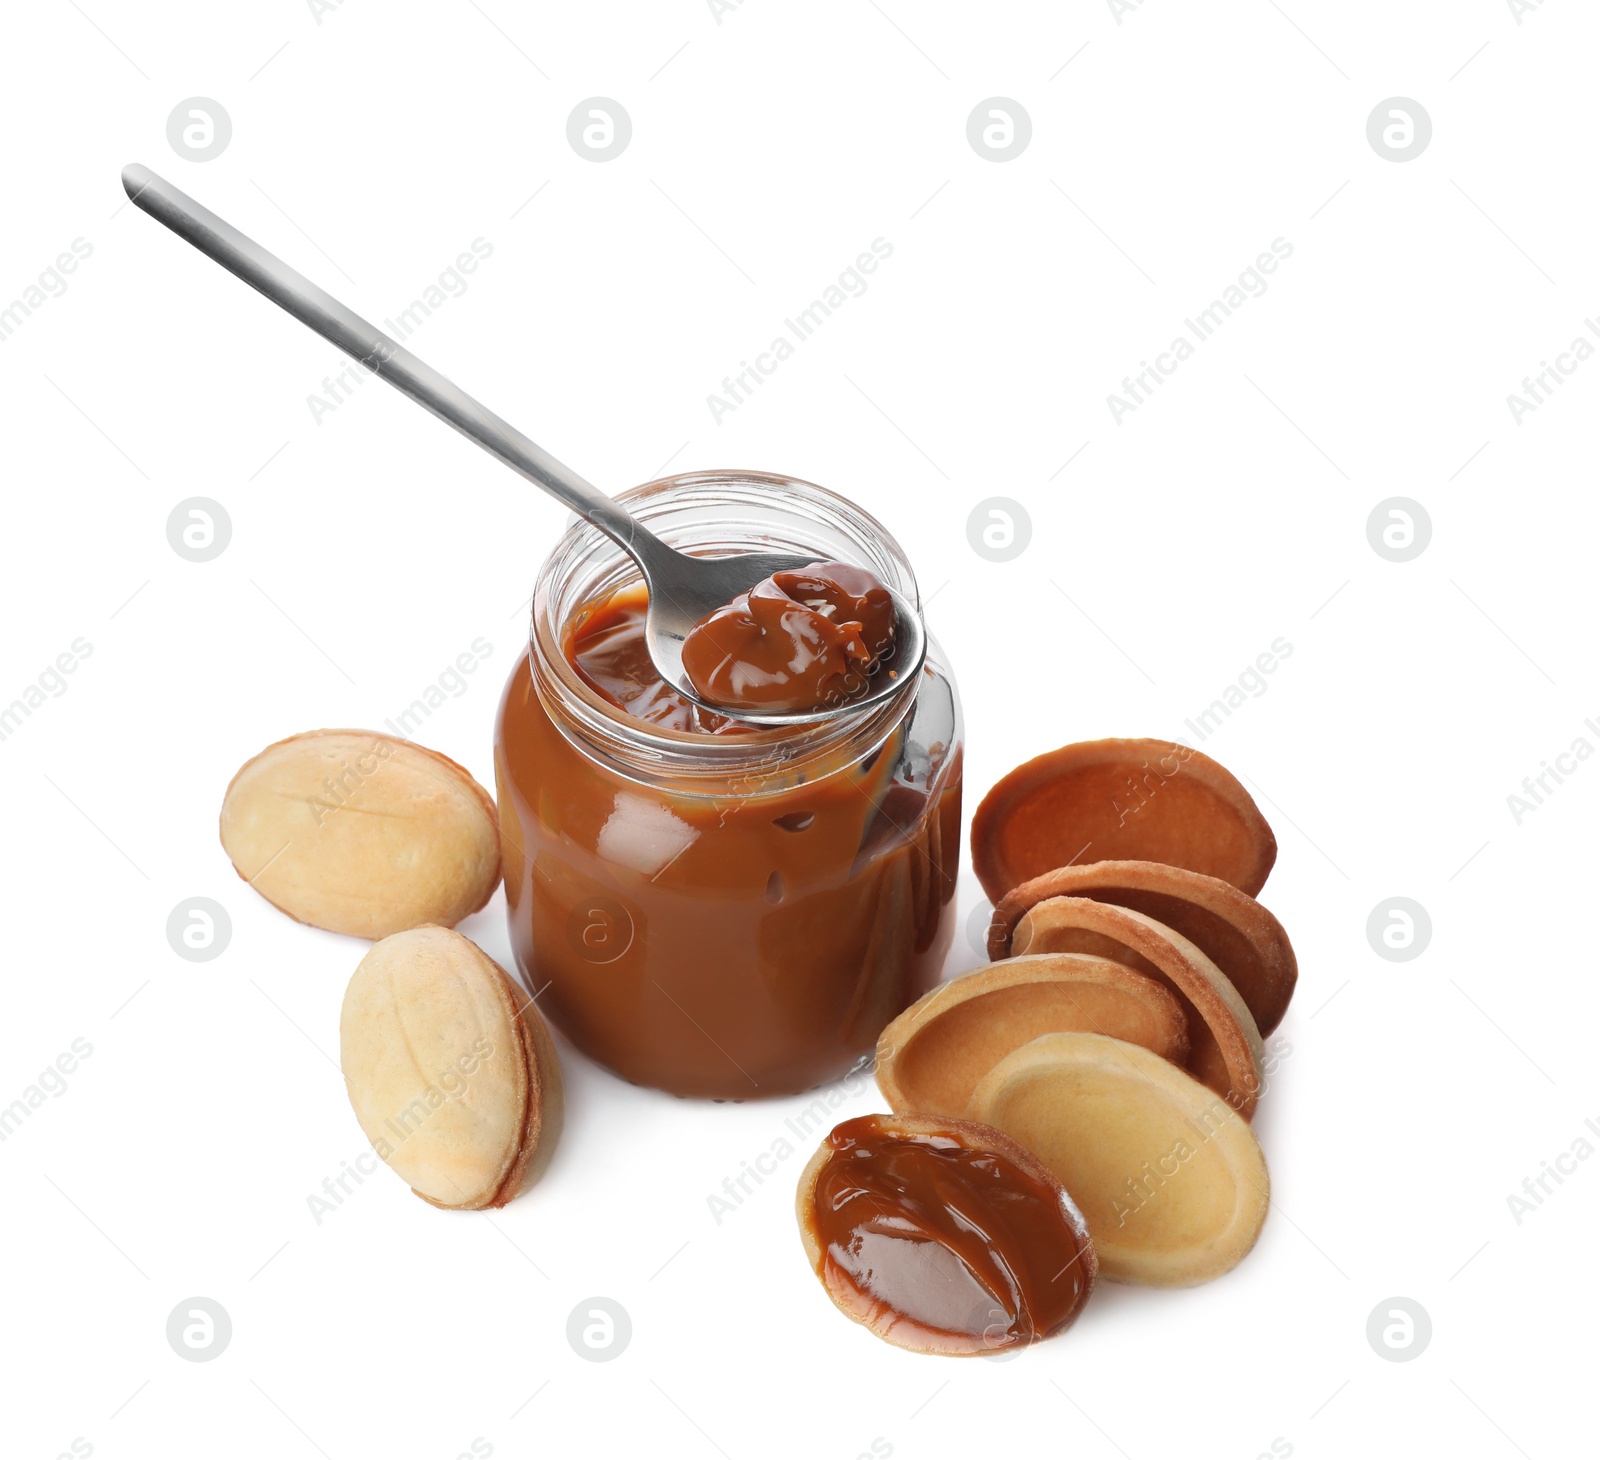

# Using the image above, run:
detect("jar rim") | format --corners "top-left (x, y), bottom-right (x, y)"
top-left (525, 469), bottom-right (925, 792)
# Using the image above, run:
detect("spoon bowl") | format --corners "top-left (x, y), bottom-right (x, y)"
top-left (120, 163), bottom-right (926, 726)
top-left (637, 545), bottom-right (927, 727)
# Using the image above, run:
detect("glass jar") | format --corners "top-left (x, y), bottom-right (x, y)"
top-left (493, 470), bottom-right (963, 1099)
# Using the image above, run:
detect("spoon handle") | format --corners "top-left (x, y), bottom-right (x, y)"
top-left (121, 164), bottom-right (669, 563)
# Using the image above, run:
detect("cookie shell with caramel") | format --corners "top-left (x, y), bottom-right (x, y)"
top-left (795, 1112), bottom-right (1096, 1355)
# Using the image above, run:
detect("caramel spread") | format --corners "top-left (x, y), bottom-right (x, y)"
top-left (494, 583), bottom-right (960, 1098)
top-left (570, 585), bottom-right (749, 734)
top-left (802, 1114), bottom-right (1095, 1354)
top-left (681, 561), bottom-right (896, 714)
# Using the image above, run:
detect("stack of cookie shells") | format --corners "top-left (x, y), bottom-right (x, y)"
top-left (875, 736), bottom-right (1296, 1291)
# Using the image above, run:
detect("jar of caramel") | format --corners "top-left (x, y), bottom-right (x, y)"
top-left (494, 470), bottom-right (962, 1099)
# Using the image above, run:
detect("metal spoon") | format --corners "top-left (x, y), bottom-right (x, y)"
top-left (120, 164), bottom-right (925, 727)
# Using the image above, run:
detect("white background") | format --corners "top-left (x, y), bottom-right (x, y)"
top-left (1, 2), bottom-right (1592, 1457)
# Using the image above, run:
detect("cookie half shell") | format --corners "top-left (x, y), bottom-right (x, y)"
top-left (1011, 897), bottom-right (1265, 1118)
top-left (875, 953), bottom-right (1190, 1118)
top-left (971, 738), bottom-right (1275, 904)
top-left (967, 1033), bottom-right (1270, 1287)
top-left (988, 860), bottom-right (1297, 1035)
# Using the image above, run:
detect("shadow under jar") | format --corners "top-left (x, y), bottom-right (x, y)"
top-left (494, 470), bottom-right (963, 1099)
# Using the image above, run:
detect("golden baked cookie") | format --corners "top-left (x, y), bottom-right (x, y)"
top-left (220, 729), bottom-right (500, 939)
top-left (339, 926), bottom-right (561, 1210)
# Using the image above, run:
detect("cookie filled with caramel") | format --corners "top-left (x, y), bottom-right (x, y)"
top-left (795, 1112), bottom-right (1096, 1355)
